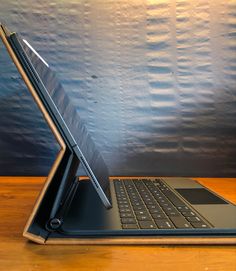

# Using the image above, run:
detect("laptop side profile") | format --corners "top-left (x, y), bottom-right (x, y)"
top-left (1, 24), bottom-right (236, 245)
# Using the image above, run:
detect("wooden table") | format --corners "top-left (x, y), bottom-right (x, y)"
top-left (0, 177), bottom-right (235, 271)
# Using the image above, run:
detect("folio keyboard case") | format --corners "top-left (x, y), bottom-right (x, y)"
top-left (1, 24), bottom-right (236, 245)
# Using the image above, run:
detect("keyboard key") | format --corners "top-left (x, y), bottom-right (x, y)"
top-left (145, 201), bottom-right (157, 206)
top-left (120, 213), bottom-right (134, 218)
top-left (181, 211), bottom-right (196, 217)
top-left (135, 210), bottom-right (149, 216)
top-left (133, 202), bottom-right (143, 207)
top-left (136, 215), bottom-right (152, 221)
top-left (155, 196), bottom-right (164, 201)
top-left (121, 218), bottom-right (136, 224)
top-left (139, 221), bottom-right (157, 229)
top-left (177, 206), bottom-right (190, 211)
top-left (151, 213), bottom-right (167, 219)
top-left (118, 204), bottom-right (130, 209)
top-left (133, 206), bottom-right (146, 211)
top-left (165, 211), bottom-right (181, 217)
top-left (162, 206), bottom-right (176, 212)
top-left (147, 205), bottom-right (159, 210)
top-left (119, 208), bottom-right (132, 213)
top-left (122, 224), bottom-right (138, 229)
top-left (162, 190), bottom-right (187, 207)
top-left (117, 200), bottom-right (129, 205)
top-left (117, 196), bottom-right (128, 201)
top-left (159, 202), bottom-right (171, 208)
top-left (169, 216), bottom-right (192, 228)
top-left (149, 209), bottom-right (163, 214)
top-left (158, 202), bottom-right (173, 208)
top-left (155, 219), bottom-right (174, 229)
top-left (129, 197), bottom-right (142, 204)
top-left (153, 181), bottom-right (162, 186)
top-left (134, 201), bottom-right (145, 206)
top-left (186, 216), bottom-right (202, 222)
top-left (191, 222), bottom-right (210, 228)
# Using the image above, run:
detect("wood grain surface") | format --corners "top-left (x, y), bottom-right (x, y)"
top-left (0, 177), bottom-right (235, 271)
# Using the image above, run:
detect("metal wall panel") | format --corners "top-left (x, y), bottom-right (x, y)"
top-left (0, 0), bottom-right (236, 176)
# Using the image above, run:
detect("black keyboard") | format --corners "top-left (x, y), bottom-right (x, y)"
top-left (114, 179), bottom-right (211, 230)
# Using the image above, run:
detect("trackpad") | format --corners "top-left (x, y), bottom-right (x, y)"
top-left (175, 188), bottom-right (228, 205)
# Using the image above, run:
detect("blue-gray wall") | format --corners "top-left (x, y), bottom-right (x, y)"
top-left (0, 0), bottom-right (236, 177)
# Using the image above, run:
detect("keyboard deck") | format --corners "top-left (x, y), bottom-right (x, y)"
top-left (114, 179), bottom-right (211, 230)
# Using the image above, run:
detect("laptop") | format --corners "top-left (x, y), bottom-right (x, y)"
top-left (1, 24), bottom-right (236, 244)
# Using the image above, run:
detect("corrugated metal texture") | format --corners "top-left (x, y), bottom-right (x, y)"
top-left (0, 0), bottom-right (236, 176)
top-left (0, 41), bottom-right (60, 175)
